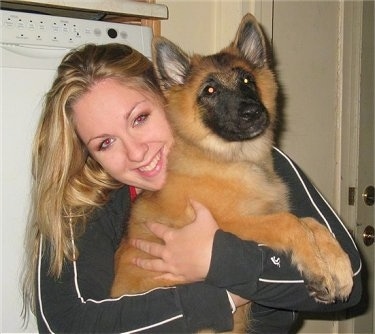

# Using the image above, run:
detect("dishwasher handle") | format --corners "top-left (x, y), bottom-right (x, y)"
top-left (1, 44), bottom-right (71, 70)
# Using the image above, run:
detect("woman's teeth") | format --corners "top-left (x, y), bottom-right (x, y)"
top-left (139, 152), bottom-right (160, 172)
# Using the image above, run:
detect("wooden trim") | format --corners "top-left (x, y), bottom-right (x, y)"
top-left (101, 0), bottom-right (162, 36)
top-left (141, 0), bottom-right (161, 36)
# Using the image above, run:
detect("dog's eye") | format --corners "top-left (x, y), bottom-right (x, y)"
top-left (243, 76), bottom-right (254, 85)
top-left (204, 85), bottom-right (216, 95)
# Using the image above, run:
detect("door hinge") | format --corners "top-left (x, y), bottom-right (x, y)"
top-left (348, 187), bottom-right (356, 206)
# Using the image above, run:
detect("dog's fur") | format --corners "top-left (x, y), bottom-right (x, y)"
top-left (111, 13), bottom-right (353, 333)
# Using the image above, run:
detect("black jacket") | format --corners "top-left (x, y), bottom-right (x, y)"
top-left (36, 148), bottom-right (362, 333)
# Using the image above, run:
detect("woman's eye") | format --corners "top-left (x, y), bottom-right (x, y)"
top-left (99, 137), bottom-right (114, 150)
top-left (133, 113), bottom-right (149, 127)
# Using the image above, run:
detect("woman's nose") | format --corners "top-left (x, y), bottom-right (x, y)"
top-left (125, 139), bottom-right (149, 162)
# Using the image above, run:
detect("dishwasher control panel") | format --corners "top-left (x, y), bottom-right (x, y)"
top-left (1, 9), bottom-right (152, 57)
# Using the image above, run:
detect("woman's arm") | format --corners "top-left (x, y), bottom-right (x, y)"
top-left (36, 187), bottom-right (234, 333)
top-left (207, 147), bottom-right (362, 311)
top-left (37, 249), bottom-right (234, 333)
top-left (206, 148), bottom-right (362, 333)
top-left (133, 148), bottom-right (362, 312)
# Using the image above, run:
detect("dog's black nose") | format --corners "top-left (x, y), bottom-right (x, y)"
top-left (239, 103), bottom-right (265, 122)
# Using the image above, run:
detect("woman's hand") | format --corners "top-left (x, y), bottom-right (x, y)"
top-left (131, 200), bottom-right (219, 282)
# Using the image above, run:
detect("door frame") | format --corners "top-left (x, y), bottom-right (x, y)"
top-left (337, 0), bottom-right (363, 237)
top-left (337, 0), bottom-right (374, 332)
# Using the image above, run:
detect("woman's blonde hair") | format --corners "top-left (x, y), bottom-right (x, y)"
top-left (22, 43), bottom-right (164, 319)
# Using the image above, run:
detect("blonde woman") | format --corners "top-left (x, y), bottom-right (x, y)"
top-left (23, 43), bottom-right (361, 333)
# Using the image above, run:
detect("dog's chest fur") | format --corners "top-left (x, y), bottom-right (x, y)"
top-left (130, 141), bottom-right (289, 234)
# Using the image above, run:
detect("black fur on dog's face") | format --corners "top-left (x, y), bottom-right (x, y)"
top-left (196, 54), bottom-right (269, 141)
top-left (152, 13), bottom-right (277, 161)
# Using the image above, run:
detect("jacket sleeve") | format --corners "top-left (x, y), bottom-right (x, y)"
top-left (36, 187), bottom-right (234, 333)
top-left (206, 147), bottom-right (362, 312)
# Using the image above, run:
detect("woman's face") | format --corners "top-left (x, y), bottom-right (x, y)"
top-left (73, 78), bottom-right (173, 191)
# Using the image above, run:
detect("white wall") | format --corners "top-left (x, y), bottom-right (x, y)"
top-left (272, 1), bottom-right (340, 204)
top-left (160, 0), bottom-right (251, 54)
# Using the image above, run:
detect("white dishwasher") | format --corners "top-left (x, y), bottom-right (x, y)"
top-left (0, 9), bottom-right (152, 332)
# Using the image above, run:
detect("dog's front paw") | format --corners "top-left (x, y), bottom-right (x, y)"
top-left (331, 252), bottom-right (353, 301)
top-left (299, 257), bottom-right (336, 304)
top-left (301, 218), bottom-right (353, 303)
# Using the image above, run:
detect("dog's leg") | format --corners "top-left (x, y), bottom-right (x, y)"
top-left (233, 304), bottom-right (250, 333)
top-left (221, 212), bottom-right (353, 303)
top-left (301, 217), bottom-right (354, 300)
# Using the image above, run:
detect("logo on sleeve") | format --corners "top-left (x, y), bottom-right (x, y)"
top-left (271, 256), bottom-right (281, 267)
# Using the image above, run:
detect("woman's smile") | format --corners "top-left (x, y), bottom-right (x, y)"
top-left (73, 78), bottom-right (174, 190)
top-left (137, 149), bottom-right (163, 175)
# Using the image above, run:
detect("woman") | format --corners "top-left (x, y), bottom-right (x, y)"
top-left (22, 43), bottom-right (361, 333)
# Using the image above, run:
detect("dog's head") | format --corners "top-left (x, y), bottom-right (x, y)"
top-left (152, 13), bottom-right (277, 162)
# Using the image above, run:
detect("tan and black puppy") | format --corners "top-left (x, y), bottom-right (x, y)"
top-left (111, 13), bottom-right (353, 333)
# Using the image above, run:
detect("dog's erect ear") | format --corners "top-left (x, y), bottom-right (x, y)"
top-left (152, 36), bottom-right (190, 90)
top-left (232, 13), bottom-right (268, 68)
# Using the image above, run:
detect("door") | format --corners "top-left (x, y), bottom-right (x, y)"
top-left (336, 1), bottom-right (374, 333)
top-left (269, 2), bottom-right (342, 331)
top-left (350, 1), bottom-right (374, 332)
top-left (261, 0), bottom-right (374, 332)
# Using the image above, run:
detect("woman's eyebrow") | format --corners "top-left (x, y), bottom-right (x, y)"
top-left (126, 99), bottom-right (147, 118)
top-left (87, 133), bottom-right (111, 146)
top-left (86, 99), bottom-right (148, 146)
